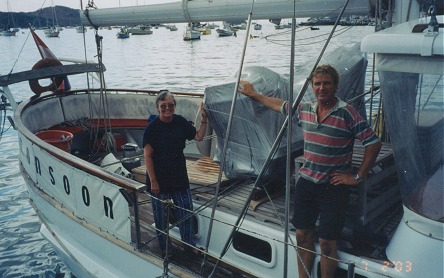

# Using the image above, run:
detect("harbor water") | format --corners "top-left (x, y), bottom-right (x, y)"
top-left (0, 22), bottom-right (376, 277)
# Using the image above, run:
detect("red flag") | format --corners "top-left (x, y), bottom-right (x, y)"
top-left (29, 27), bottom-right (71, 91)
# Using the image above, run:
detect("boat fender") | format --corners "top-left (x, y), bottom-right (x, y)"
top-left (28, 58), bottom-right (65, 95)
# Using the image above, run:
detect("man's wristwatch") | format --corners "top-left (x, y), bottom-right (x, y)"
top-left (354, 173), bottom-right (362, 182)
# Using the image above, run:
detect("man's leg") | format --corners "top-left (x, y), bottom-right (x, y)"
top-left (292, 178), bottom-right (320, 278)
top-left (296, 229), bottom-right (316, 278)
top-left (317, 185), bottom-right (350, 277)
top-left (319, 238), bottom-right (338, 278)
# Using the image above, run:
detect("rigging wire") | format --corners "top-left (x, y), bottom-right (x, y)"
top-left (204, 1), bottom-right (258, 275)
top-left (198, 3), bottom-right (255, 277)
top-left (284, 0), bottom-right (296, 276)
top-left (83, 2), bottom-right (118, 157)
top-left (265, 25), bottom-right (353, 47)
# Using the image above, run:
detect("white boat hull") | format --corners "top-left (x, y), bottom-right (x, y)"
top-left (25, 177), bottom-right (169, 278)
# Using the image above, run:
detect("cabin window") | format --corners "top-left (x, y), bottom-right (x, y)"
top-left (232, 231), bottom-right (272, 263)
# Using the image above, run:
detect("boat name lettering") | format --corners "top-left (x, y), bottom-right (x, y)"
top-left (35, 156), bottom-right (41, 175)
top-left (63, 175), bottom-right (70, 194)
top-left (82, 185), bottom-right (90, 206)
top-left (49, 166), bottom-right (55, 185)
top-left (104, 196), bottom-right (114, 219)
top-left (33, 154), bottom-right (116, 219)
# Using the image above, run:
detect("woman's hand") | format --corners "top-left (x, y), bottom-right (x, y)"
top-left (150, 180), bottom-right (160, 195)
top-left (200, 101), bottom-right (207, 121)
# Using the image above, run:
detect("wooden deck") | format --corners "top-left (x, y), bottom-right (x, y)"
top-left (132, 156), bottom-right (227, 186)
top-left (132, 141), bottom-right (399, 228)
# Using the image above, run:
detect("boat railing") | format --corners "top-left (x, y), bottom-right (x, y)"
top-left (68, 88), bottom-right (204, 98)
top-left (0, 63), bottom-right (105, 87)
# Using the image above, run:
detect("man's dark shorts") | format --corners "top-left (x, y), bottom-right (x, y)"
top-left (291, 177), bottom-right (350, 240)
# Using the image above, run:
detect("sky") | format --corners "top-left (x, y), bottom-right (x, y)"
top-left (2, 0), bottom-right (177, 12)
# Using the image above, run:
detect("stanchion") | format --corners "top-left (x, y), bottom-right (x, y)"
top-left (347, 261), bottom-right (355, 278)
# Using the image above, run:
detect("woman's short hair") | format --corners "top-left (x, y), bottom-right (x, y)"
top-left (156, 90), bottom-right (176, 106)
top-left (312, 64), bottom-right (340, 86)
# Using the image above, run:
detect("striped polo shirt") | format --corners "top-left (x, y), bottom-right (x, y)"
top-left (282, 97), bottom-right (380, 184)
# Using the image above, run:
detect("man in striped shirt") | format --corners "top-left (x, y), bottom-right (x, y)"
top-left (238, 64), bottom-right (382, 278)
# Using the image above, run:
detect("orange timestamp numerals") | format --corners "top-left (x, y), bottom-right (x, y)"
top-left (361, 260), bottom-right (412, 273)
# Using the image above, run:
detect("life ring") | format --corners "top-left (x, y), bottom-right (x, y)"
top-left (29, 58), bottom-right (65, 95)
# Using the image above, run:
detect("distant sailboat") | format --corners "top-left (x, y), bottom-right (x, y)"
top-left (0, 0), bottom-right (17, 36)
top-left (43, 1), bottom-right (60, 38)
top-left (183, 23), bottom-right (200, 41)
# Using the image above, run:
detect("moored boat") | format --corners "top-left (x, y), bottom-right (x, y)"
top-left (1, 0), bottom-right (18, 37)
top-left (183, 24), bottom-right (200, 41)
top-left (0, 29), bottom-right (16, 36)
top-left (117, 27), bottom-right (130, 39)
top-left (76, 25), bottom-right (87, 33)
top-left (1, 0), bottom-right (443, 277)
top-left (44, 1), bottom-right (61, 38)
top-left (44, 27), bottom-right (60, 37)
top-left (168, 24), bottom-right (178, 31)
top-left (216, 24), bottom-right (234, 37)
top-left (129, 25), bottom-right (153, 35)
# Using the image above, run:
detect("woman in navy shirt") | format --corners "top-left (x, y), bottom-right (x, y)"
top-left (143, 90), bottom-right (208, 257)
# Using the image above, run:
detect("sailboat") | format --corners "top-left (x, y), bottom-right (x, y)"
top-left (0, 0), bottom-right (443, 277)
top-left (43, 1), bottom-right (60, 38)
top-left (0, 0), bottom-right (17, 36)
top-left (76, 25), bottom-right (87, 33)
top-left (183, 23), bottom-right (201, 41)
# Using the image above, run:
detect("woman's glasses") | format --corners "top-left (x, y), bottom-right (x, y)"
top-left (159, 103), bottom-right (175, 109)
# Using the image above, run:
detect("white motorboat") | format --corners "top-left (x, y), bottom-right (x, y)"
top-left (76, 25), bottom-right (87, 33)
top-left (129, 25), bottom-right (153, 35)
top-left (216, 26), bottom-right (234, 37)
top-left (0, 29), bottom-right (17, 36)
